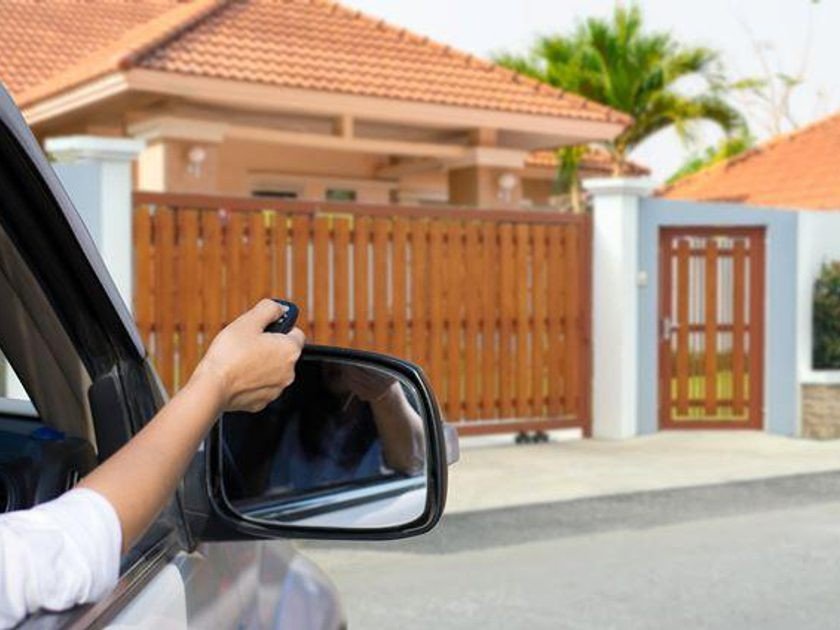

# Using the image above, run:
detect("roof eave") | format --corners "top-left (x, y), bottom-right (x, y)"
top-left (126, 69), bottom-right (628, 142)
top-left (22, 72), bottom-right (131, 126)
top-left (22, 68), bottom-right (628, 144)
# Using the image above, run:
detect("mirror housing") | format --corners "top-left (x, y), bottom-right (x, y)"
top-left (184, 345), bottom-right (450, 543)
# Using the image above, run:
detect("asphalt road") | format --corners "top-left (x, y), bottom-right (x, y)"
top-left (301, 471), bottom-right (840, 629)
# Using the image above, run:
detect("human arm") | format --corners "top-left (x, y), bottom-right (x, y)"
top-left (79, 299), bottom-right (305, 552)
top-left (341, 367), bottom-right (425, 474)
top-left (0, 300), bottom-right (304, 626)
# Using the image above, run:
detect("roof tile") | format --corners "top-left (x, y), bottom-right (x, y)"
top-left (659, 113), bottom-right (840, 209)
top-left (527, 148), bottom-right (649, 176)
top-left (0, 1), bottom-right (178, 98)
top-left (2, 0), bottom-right (630, 125)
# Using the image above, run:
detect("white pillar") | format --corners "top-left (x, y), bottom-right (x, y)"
top-left (583, 177), bottom-right (654, 439)
top-left (45, 136), bottom-right (145, 306)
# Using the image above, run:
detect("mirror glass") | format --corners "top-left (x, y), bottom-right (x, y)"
top-left (220, 355), bottom-right (429, 530)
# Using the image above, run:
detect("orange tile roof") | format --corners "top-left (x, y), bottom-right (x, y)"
top-left (659, 113), bottom-right (840, 209)
top-left (3, 0), bottom-right (630, 126)
top-left (0, 1), bottom-right (179, 98)
top-left (526, 148), bottom-right (649, 176)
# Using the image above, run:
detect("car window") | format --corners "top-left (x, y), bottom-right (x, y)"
top-left (0, 221), bottom-right (99, 513)
top-left (0, 353), bottom-right (30, 403)
top-left (0, 220), bottom-right (94, 445)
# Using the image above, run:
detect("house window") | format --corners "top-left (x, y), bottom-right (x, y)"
top-left (252, 189), bottom-right (299, 199)
top-left (325, 188), bottom-right (357, 202)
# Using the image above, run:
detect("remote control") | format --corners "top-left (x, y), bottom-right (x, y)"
top-left (265, 299), bottom-right (299, 334)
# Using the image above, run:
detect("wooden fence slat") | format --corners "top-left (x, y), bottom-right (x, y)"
top-left (514, 223), bottom-right (531, 417)
top-left (247, 212), bottom-right (271, 307)
top-left (428, 221), bottom-right (445, 402)
top-left (372, 218), bottom-right (391, 353)
top-left (154, 207), bottom-right (175, 393)
top-left (410, 221), bottom-right (428, 368)
top-left (531, 225), bottom-right (547, 417)
top-left (732, 239), bottom-right (747, 415)
top-left (392, 219), bottom-right (408, 356)
top-left (499, 224), bottom-right (515, 418)
top-left (446, 222), bottom-right (464, 420)
top-left (292, 215), bottom-right (311, 333)
top-left (313, 216), bottom-right (331, 343)
top-left (334, 218), bottom-right (351, 346)
top-left (353, 217), bottom-right (370, 348)
top-left (177, 209), bottom-right (201, 386)
top-left (225, 212), bottom-right (245, 321)
top-left (133, 206), bottom-right (153, 348)
top-left (480, 223), bottom-right (498, 418)
top-left (273, 214), bottom-right (289, 298)
top-left (676, 239), bottom-right (691, 415)
top-left (704, 239), bottom-right (719, 415)
top-left (464, 222), bottom-right (481, 419)
top-left (201, 211), bottom-right (224, 341)
top-left (546, 226), bottom-right (564, 416)
top-left (564, 226), bottom-right (580, 416)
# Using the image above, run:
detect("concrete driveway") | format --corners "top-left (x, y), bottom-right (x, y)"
top-left (447, 431), bottom-right (840, 513)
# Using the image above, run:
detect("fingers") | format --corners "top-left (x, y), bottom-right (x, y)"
top-left (285, 327), bottom-right (305, 349)
top-left (242, 298), bottom-right (285, 331)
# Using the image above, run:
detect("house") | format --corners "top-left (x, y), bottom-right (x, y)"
top-left (0, 0), bottom-right (631, 209)
top-left (659, 113), bottom-right (840, 209)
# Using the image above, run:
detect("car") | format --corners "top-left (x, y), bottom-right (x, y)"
top-left (0, 84), bottom-right (456, 628)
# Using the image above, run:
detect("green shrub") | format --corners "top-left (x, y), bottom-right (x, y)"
top-left (813, 261), bottom-right (840, 369)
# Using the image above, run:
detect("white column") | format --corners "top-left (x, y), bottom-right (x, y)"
top-left (45, 136), bottom-right (145, 306)
top-left (583, 177), bottom-right (654, 439)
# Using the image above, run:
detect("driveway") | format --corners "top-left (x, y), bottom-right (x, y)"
top-left (447, 431), bottom-right (840, 513)
top-left (302, 471), bottom-right (840, 629)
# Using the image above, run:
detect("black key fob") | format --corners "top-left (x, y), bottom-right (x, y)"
top-left (265, 299), bottom-right (299, 334)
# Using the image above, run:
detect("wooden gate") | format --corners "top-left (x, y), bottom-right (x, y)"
top-left (658, 227), bottom-right (765, 429)
top-left (133, 193), bottom-right (592, 436)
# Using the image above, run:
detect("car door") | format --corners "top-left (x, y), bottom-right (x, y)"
top-left (2, 81), bottom-right (452, 628)
top-left (0, 84), bottom-right (333, 629)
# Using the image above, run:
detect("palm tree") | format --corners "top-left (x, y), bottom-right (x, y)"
top-left (496, 4), bottom-right (744, 181)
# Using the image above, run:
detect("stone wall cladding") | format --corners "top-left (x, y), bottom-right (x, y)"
top-left (802, 384), bottom-right (840, 439)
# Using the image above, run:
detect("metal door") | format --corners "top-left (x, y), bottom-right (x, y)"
top-left (658, 227), bottom-right (765, 429)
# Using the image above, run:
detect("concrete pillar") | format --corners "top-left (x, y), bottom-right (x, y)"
top-left (583, 177), bottom-right (654, 439)
top-left (45, 135), bottom-right (144, 307)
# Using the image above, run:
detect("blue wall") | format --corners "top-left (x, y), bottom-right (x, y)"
top-left (637, 198), bottom-right (798, 435)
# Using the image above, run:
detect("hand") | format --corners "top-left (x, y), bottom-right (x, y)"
top-left (190, 299), bottom-right (305, 412)
top-left (340, 365), bottom-right (396, 402)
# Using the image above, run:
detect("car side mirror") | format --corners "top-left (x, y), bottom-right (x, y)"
top-left (206, 345), bottom-right (454, 540)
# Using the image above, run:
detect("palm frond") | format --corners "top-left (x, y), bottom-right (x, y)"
top-left (491, 2), bottom-right (749, 166)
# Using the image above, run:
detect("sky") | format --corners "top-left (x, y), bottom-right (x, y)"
top-left (342, 0), bottom-right (839, 183)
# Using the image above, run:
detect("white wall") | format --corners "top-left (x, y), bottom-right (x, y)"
top-left (796, 213), bottom-right (840, 385)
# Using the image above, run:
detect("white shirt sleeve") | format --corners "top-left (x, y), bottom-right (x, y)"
top-left (0, 488), bottom-right (122, 628)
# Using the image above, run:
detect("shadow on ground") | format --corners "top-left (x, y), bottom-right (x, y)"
top-left (301, 470), bottom-right (840, 556)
